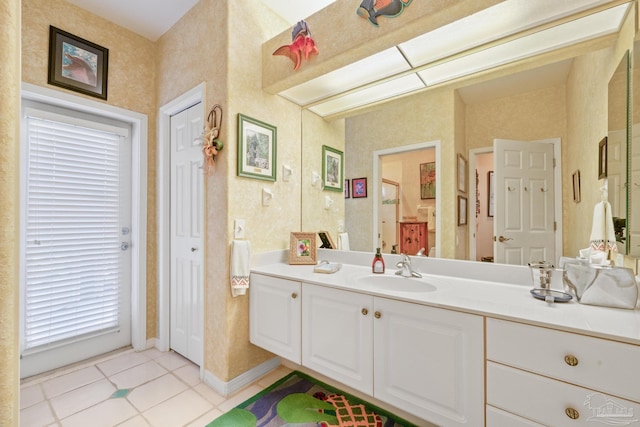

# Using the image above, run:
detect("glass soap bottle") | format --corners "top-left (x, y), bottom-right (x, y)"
top-left (372, 248), bottom-right (385, 274)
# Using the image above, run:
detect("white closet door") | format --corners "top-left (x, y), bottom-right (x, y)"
top-left (170, 102), bottom-right (204, 366)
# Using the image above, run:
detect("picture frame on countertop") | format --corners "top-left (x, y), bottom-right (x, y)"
top-left (289, 232), bottom-right (317, 265)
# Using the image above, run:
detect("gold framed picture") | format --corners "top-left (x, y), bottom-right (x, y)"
top-left (289, 232), bottom-right (317, 265)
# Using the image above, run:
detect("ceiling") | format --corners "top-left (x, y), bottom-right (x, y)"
top-left (64, 0), bottom-right (336, 41)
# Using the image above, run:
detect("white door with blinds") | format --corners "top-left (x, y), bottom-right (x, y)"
top-left (20, 101), bottom-right (132, 378)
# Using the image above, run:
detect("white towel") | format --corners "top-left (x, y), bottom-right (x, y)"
top-left (337, 232), bottom-right (350, 251)
top-left (230, 240), bottom-right (251, 297)
top-left (589, 201), bottom-right (617, 254)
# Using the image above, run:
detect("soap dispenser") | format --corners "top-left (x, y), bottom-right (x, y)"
top-left (372, 248), bottom-right (385, 274)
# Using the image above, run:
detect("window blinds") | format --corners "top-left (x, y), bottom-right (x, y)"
top-left (23, 112), bottom-right (125, 352)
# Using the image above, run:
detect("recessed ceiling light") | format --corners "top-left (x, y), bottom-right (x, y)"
top-left (279, 48), bottom-right (411, 105)
top-left (308, 74), bottom-right (425, 117)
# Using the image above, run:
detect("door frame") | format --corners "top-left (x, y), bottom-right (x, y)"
top-left (21, 82), bottom-right (148, 352)
top-left (468, 146), bottom-right (493, 262)
top-left (468, 138), bottom-right (563, 263)
top-left (372, 140), bottom-right (441, 256)
top-left (157, 83), bottom-right (205, 353)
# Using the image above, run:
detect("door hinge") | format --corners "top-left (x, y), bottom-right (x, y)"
top-left (554, 221), bottom-right (557, 231)
top-left (553, 158), bottom-right (556, 168)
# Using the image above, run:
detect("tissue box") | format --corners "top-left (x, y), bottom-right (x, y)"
top-left (562, 263), bottom-right (639, 309)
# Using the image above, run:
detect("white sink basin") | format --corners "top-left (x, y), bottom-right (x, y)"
top-left (355, 274), bottom-right (437, 292)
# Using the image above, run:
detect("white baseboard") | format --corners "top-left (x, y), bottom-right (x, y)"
top-left (203, 357), bottom-right (281, 397)
top-left (145, 338), bottom-right (158, 350)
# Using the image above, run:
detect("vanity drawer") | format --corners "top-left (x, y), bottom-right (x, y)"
top-left (487, 362), bottom-right (640, 427)
top-left (486, 318), bottom-right (640, 402)
top-left (486, 406), bottom-right (545, 427)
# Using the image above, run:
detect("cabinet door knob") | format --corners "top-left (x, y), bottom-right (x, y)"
top-left (374, 311), bottom-right (381, 319)
top-left (565, 408), bottom-right (579, 419)
top-left (291, 292), bottom-right (298, 299)
top-left (564, 354), bottom-right (579, 366)
top-left (361, 308), bottom-right (368, 316)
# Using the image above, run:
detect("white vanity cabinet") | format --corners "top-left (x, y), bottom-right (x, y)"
top-left (302, 283), bottom-right (374, 394)
top-left (301, 282), bottom-right (484, 426)
top-left (374, 297), bottom-right (484, 426)
top-left (249, 274), bottom-right (301, 364)
top-left (486, 318), bottom-right (640, 426)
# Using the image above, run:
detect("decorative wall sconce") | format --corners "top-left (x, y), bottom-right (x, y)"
top-left (324, 196), bottom-right (334, 210)
top-left (282, 165), bottom-right (293, 182)
top-left (312, 172), bottom-right (322, 187)
top-left (262, 188), bottom-right (273, 206)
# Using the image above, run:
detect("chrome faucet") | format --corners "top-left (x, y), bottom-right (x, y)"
top-left (395, 253), bottom-right (422, 278)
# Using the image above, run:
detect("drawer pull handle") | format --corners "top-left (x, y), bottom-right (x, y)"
top-left (291, 292), bottom-right (298, 299)
top-left (565, 408), bottom-right (579, 419)
top-left (362, 308), bottom-right (369, 316)
top-left (564, 354), bottom-right (579, 366)
top-left (374, 311), bottom-right (382, 319)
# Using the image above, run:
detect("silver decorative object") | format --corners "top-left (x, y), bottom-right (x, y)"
top-left (562, 263), bottom-right (638, 309)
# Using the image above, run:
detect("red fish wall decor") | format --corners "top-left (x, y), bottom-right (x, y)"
top-left (357, 0), bottom-right (413, 26)
top-left (273, 20), bottom-right (318, 71)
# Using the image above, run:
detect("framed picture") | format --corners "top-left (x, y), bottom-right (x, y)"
top-left (322, 145), bottom-right (344, 192)
top-left (352, 177), bottom-right (367, 198)
top-left (572, 169), bottom-right (581, 203)
top-left (289, 232), bottom-right (317, 265)
top-left (598, 136), bottom-right (607, 179)
top-left (458, 195), bottom-right (468, 226)
top-left (48, 26), bottom-right (108, 100)
top-left (457, 154), bottom-right (467, 193)
top-left (487, 171), bottom-right (495, 217)
top-left (318, 231), bottom-right (335, 249)
top-left (237, 114), bottom-right (277, 181)
top-left (344, 179), bottom-right (350, 198)
top-left (420, 162), bottom-right (436, 199)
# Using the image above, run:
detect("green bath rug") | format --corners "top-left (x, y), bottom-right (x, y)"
top-left (207, 371), bottom-right (418, 427)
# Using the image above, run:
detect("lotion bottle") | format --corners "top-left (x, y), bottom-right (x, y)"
top-left (372, 248), bottom-right (385, 274)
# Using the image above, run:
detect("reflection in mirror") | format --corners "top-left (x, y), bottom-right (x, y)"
top-left (607, 51), bottom-right (629, 255)
top-left (300, 26), bottom-right (639, 265)
top-left (631, 42), bottom-right (640, 257)
top-left (377, 147), bottom-right (436, 255)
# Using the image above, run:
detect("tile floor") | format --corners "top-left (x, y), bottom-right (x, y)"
top-left (20, 348), bottom-right (292, 427)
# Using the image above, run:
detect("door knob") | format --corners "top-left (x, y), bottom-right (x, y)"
top-left (497, 236), bottom-right (512, 243)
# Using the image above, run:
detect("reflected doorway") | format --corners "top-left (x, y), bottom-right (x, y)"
top-left (380, 179), bottom-right (400, 253)
top-left (373, 141), bottom-right (440, 256)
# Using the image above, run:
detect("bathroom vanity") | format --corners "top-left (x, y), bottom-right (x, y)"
top-left (249, 250), bottom-right (640, 427)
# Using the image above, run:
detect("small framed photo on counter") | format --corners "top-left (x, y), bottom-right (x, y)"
top-left (289, 232), bottom-right (317, 265)
top-left (318, 231), bottom-right (335, 249)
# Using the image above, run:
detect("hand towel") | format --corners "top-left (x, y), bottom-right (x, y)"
top-left (337, 232), bottom-right (350, 251)
top-left (231, 240), bottom-right (251, 297)
top-left (589, 201), bottom-right (617, 254)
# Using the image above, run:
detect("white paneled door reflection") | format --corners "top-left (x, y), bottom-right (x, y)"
top-left (494, 139), bottom-right (556, 265)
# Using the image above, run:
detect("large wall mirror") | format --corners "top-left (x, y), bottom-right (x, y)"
top-left (608, 51), bottom-right (630, 255)
top-left (631, 40), bottom-right (640, 257)
top-left (298, 6), bottom-right (640, 265)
